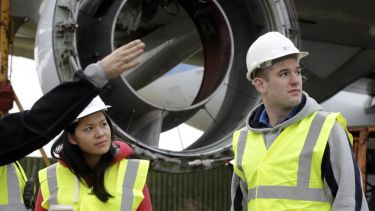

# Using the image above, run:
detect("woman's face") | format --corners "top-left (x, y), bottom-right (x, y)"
top-left (68, 111), bottom-right (111, 158)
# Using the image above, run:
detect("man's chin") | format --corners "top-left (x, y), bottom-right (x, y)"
top-left (290, 96), bottom-right (302, 107)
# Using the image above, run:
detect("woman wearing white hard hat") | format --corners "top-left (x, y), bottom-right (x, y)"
top-left (35, 96), bottom-right (152, 211)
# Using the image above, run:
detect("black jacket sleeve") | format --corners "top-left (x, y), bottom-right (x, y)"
top-left (0, 71), bottom-right (100, 165)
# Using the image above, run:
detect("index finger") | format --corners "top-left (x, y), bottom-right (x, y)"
top-left (117, 39), bottom-right (145, 51)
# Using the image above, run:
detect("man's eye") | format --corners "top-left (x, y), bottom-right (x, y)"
top-left (280, 72), bottom-right (288, 76)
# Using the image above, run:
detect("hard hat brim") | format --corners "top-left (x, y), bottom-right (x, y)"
top-left (246, 51), bottom-right (309, 81)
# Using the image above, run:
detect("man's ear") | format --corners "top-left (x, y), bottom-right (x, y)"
top-left (67, 133), bottom-right (78, 145)
top-left (252, 78), bottom-right (266, 93)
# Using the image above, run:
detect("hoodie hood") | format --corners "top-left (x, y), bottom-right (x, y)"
top-left (112, 140), bottom-right (133, 163)
top-left (246, 92), bottom-right (322, 133)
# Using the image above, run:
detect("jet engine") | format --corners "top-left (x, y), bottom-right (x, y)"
top-left (32, 0), bottom-right (301, 172)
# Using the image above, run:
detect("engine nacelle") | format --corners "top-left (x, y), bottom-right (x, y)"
top-left (35, 0), bottom-right (301, 172)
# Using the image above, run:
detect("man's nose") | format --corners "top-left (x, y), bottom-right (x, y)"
top-left (290, 72), bottom-right (301, 83)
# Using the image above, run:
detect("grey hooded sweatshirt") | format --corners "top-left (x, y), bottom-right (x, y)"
top-left (230, 92), bottom-right (369, 211)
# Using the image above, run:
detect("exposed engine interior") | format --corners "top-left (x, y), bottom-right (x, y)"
top-left (10, 0), bottom-right (375, 172)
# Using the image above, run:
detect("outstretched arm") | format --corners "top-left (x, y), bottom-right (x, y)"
top-left (0, 40), bottom-right (144, 165)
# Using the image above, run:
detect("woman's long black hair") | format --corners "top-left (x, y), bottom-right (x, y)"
top-left (51, 113), bottom-right (116, 202)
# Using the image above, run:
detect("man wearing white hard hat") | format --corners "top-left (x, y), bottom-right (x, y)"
top-left (230, 32), bottom-right (368, 210)
top-left (36, 96), bottom-right (152, 211)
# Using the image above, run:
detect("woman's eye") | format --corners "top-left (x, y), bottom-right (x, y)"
top-left (83, 127), bottom-right (92, 132)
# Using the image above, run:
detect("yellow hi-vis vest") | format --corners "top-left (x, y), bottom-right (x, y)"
top-left (39, 159), bottom-right (149, 211)
top-left (233, 111), bottom-right (352, 211)
top-left (0, 162), bottom-right (28, 211)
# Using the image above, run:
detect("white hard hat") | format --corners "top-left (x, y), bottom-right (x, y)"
top-left (76, 96), bottom-right (111, 120)
top-left (245, 31), bottom-right (309, 81)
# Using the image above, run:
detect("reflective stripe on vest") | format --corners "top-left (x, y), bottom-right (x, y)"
top-left (235, 131), bottom-right (248, 182)
top-left (0, 163), bottom-right (28, 211)
top-left (235, 112), bottom-right (331, 202)
top-left (46, 164), bottom-right (58, 206)
top-left (121, 159), bottom-right (140, 211)
top-left (41, 159), bottom-right (148, 211)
